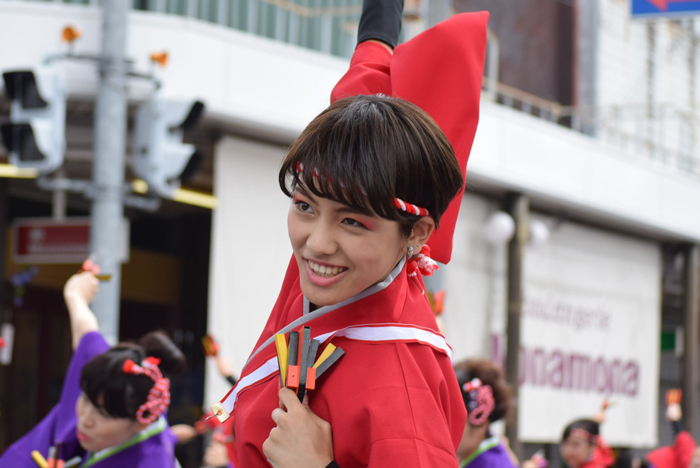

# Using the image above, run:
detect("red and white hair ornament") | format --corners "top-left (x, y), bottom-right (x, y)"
top-left (122, 357), bottom-right (171, 425)
top-left (407, 244), bottom-right (439, 278)
top-left (463, 378), bottom-right (496, 426)
top-left (394, 198), bottom-right (429, 217)
top-left (570, 428), bottom-right (600, 445)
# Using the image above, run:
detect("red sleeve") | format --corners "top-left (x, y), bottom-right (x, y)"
top-left (647, 431), bottom-right (697, 468)
top-left (579, 442), bottom-right (614, 468)
top-left (331, 41), bottom-right (393, 102)
top-left (391, 12), bottom-right (489, 264)
top-left (224, 418), bottom-right (239, 468)
top-left (674, 431), bottom-right (697, 468)
top-left (330, 13), bottom-right (490, 264)
top-left (593, 442), bottom-right (615, 468)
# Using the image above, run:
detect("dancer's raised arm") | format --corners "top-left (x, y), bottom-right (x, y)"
top-left (63, 271), bottom-right (99, 349)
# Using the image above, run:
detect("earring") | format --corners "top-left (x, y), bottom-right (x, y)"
top-left (415, 243), bottom-right (421, 251)
top-left (407, 245), bottom-right (414, 257)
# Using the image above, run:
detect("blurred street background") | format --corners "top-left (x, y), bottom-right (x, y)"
top-left (0, 0), bottom-right (699, 466)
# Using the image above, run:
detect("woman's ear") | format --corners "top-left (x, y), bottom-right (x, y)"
top-left (408, 217), bottom-right (436, 249)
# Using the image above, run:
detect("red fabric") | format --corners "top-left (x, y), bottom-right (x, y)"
top-left (647, 431), bottom-right (697, 468)
top-left (227, 13), bottom-right (489, 468)
top-left (580, 442), bottom-right (614, 468)
top-left (230, 258), bottom-right (466, 467)
top-left (331, 12), bottom-right (490, 265)
top-left (222, 417), bottom-right (238, 467)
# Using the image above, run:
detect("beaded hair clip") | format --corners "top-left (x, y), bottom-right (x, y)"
top-left (463, 378), bottom-right (496, 426)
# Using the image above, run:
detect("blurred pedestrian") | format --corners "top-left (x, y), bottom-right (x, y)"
top-left (560, 405), bottom-right (614, 468)
top-left (646, 393), bottom-right (699, 468)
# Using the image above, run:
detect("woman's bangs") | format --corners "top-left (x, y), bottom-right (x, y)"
top-left (287, 139), bottom-right (398, 220)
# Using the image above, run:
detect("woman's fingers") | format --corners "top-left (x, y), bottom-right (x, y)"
top-left (264, 387), bottom-right (335, 468)
top-left (271, 407), bottom-right (286, 425)
top-left (278, 387), bottom-right (303, 413)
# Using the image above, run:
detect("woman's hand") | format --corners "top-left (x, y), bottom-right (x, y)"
top-left (64, 271), bottom-right (99, 305)
top-left (667, 403), bottom-right (682, 422)
top-left (262, 388), bottom-right (334, 468)
top-left (63, 272), bottom-right (99, 349)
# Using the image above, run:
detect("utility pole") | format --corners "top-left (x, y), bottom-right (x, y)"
top-left (90, 0), bottom-right (129, 344)
top-left (683, 245), bottom-right (700, 434)
top-left (504, 193), bottom-right (528, 460)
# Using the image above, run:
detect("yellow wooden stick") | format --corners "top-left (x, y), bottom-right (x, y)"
top-left (275, 334), bottom-right (289, 384)
top-left (313, 343), bottom-right (337, 369)
top-left (31, 450), bottom-right (48, 468)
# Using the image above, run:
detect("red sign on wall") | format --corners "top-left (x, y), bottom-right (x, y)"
top-left (12, 218), bottom-right (129, 264)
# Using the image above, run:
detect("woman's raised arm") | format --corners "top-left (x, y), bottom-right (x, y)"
top-left (63, 271), bottom-right (100, 350)
top-left (357, 0), bottom-right (403, 52)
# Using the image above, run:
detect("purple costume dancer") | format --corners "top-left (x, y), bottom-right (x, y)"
top-left (0, 331), bottom-right (179, 467)
top-left (454, 359), bottom-right (518, 468)
top-left (460, 435), bottom-right (517, 468)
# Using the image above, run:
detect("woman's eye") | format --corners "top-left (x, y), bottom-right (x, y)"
top-left (295, 201), bottom-right (313, 213)
top-left (343, 218), bottom-right (366, 229)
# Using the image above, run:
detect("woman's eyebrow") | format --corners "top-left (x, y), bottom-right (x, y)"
top-left (295, 186), bottom-right (317, 203)
top-left (336, 206), bottom-right (374, 217)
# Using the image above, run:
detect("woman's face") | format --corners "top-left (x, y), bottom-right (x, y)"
top-left (75, 392), bottom-right (145, 452)
top-left (288, 187), bottom-right (406, 308)
top-left (560, 434), bottom-right (595, 468)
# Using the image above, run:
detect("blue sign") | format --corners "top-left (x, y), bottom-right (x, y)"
top-left (632, 0), bottom-right (700, 18)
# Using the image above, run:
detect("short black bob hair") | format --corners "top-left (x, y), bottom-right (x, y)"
top-left (562, 419), bottom-right (600, 444)
top-left (80, 331), bottom-right (186, 421)
top-left (279, 94), bottom-right (464, 238)
top-left (454, 359), bottom-right (511, 424)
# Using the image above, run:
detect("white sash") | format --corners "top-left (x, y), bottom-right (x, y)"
top-left (218, 323), bottom-right (452, 415)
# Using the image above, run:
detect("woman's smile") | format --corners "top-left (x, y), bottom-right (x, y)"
top-left (289, 187), bottom-right (406, 308)
top-left (305, 259), bottom-right (349, 287)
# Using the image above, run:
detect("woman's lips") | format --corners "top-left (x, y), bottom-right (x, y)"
top-left (76, 429), bottom-right (90, 442)
top-left (305, 260), bottom-right (348, 287)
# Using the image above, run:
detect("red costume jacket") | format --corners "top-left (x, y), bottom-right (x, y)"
top-left (221, 11), bottom-right (489, 468)
top-left (647, 431), bottom-right (697, 468)
top-left (580, 444), bottom-right (615, 468)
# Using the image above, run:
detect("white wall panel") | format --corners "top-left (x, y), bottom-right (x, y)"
top-left (205, 136), bottom-right (292, 408)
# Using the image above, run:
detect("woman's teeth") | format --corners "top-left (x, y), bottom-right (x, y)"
top-left (308, 260), bottom-right (347, 277)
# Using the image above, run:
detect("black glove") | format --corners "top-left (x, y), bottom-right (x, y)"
top-left (325, 462), bottom-right (341, 468)
top-left (357, 0), bottom-right (404, 49)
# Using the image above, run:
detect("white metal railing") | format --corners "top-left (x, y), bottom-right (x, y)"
top-left (37, 0), bottom-right (364, 58)
top-left (481, 32), bottom-right (700, 179)
top-left (25, 1), bottom-right (700, 178)
top-left (481, 80), bottom-right (700, 178)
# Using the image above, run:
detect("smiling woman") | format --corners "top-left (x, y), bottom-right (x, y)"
top-left (215, 0), bottom-right (490, 465)
top-left (282, 96), bottom-right (463, 309)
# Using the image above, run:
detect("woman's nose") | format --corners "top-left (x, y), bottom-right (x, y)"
top-left (306, 223), bottom-right (337, 256)
top-left (80, 405), bottom-right (96, 427)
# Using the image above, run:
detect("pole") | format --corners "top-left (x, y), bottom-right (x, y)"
top-left (423, 0), bottom-right (451, 28)
top-left (0, 179), bottom-right (9, 450)
top-left (90, 0), bottom-right (129, 345)
top-left (504, 193), bottom-right (528, 460)
top-left (683, 245), bottom-right (700, 435)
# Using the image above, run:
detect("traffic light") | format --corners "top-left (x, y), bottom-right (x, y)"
top-left (1, 67), bottom-right (67, 173)
top-left (132, 98), bottom-right (205, 198)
